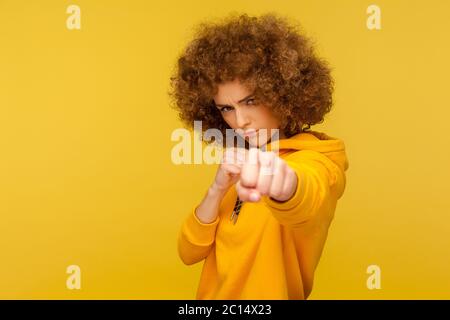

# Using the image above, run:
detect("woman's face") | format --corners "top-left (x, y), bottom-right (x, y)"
top-left (213, 79), bottom-right (284, 148)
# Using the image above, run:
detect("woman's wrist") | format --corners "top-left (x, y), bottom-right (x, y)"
top-left (194, 183), bottom-right (226, 224)
top-left (208, 182), bottom-right (228, 198)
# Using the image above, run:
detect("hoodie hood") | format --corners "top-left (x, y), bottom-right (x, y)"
top-left (265, 130), bottom-right (349, 173)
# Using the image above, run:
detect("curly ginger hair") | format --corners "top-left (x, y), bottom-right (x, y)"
top-left (169, 13), bottom-right (334, 139)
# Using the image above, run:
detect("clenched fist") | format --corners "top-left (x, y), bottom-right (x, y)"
top-left (214, 147), bottom-right (298, 203)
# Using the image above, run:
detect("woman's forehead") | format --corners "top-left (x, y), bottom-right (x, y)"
top-left (213, 79), bottom-right (253, 104)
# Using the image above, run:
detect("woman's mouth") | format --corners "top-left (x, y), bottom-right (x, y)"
top-left (243, 129), bottom-right (258, 138)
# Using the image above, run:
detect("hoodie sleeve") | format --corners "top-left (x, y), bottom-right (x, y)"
top-left (177, 205), bottom-right (220, 265)
top-left (262, 149), bottom-right (346, 227)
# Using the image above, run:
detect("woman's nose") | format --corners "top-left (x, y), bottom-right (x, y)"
top-left (235, 107), bottom-right (251, 128)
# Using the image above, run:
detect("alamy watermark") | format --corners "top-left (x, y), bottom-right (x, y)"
top-left (170, 121), bottom-right (280, 173)
top-left (366, 264), bottom-right (381, 290)
top-left (66, 264), bottom-right (81, 290)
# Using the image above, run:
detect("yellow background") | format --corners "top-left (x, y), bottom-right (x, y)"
top-left (1, 0), bottom-right (449, 299)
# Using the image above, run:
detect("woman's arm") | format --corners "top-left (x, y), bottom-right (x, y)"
top-left (177, 148), bottom-right (244, 265)
top-left (194, 183), bottom-right (226, 223)
top-left (263, 149), bottom-right (347, 227)
top-left (177, 184), bottom-right (225, 265)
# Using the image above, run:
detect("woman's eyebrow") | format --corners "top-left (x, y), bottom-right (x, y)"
top-left (214, 94), bottom-right (254, 108)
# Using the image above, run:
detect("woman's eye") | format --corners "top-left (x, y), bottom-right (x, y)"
top-left (246, 98), bottom-right (256, 105)
top-left (220, 106), bottom-right (233, 113)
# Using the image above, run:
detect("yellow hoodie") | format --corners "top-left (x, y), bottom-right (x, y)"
top-left (177, 130), bottom-right (349, 299)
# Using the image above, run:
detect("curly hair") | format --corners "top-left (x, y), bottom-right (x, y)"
top-left (169, 12), bottom-right (334, 140)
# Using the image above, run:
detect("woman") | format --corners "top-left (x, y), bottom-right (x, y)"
top-left (170, 13), bottom-right (349, 299)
